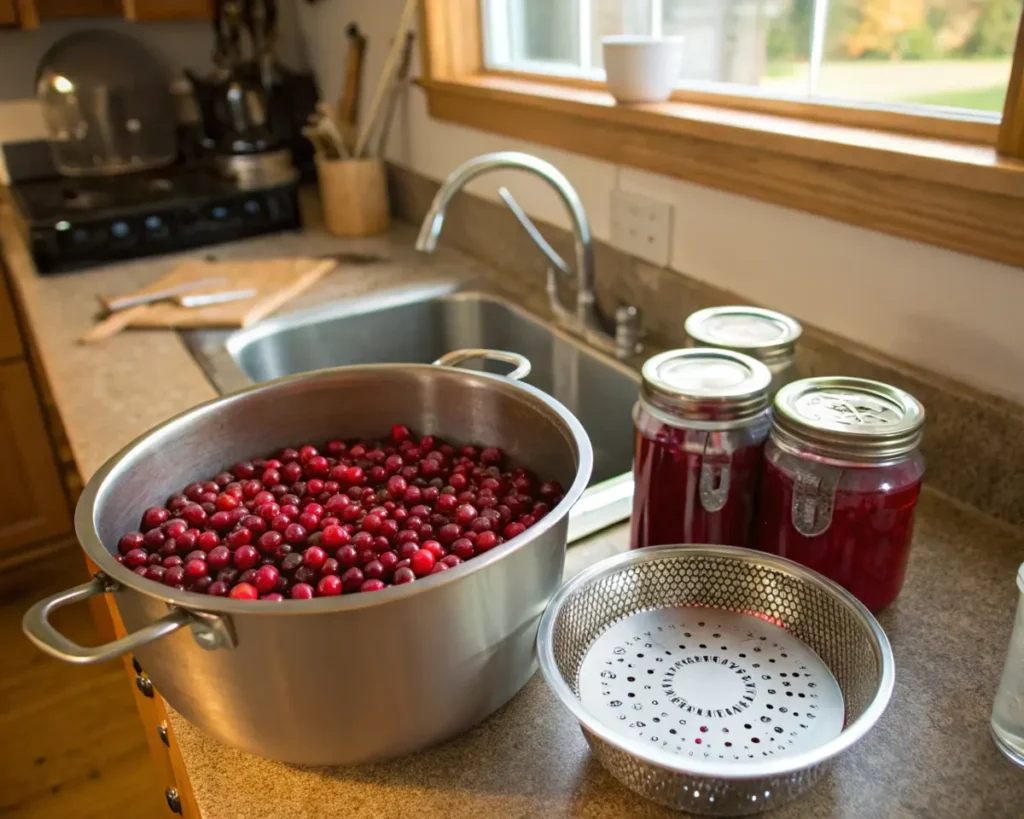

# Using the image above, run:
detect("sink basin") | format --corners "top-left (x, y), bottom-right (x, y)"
top-left (183, 282), bottom-right (639, 541)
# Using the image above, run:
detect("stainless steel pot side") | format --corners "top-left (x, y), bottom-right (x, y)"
top-left (23, 350), bottom-right (593, 766)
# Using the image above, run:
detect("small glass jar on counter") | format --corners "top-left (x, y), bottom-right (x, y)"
top-left (631, 348), bottom-right (773, 550)
top-left (754, 377), bottom-right (925, 612)
top-left (992, 562), bottom-right (1024, 767)
top-left (684, 305), bottom-right (802, 393)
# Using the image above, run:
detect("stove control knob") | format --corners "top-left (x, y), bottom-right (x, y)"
top-left (144, 215), bottom-right (163, 231)
top-left (111, 221), bottom-right (130, 239)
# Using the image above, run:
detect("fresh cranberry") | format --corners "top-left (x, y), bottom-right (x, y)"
top-left (306, 455), bottom-right (329, 477)
top-left (161, 565), bottom-right (184, 586)
top-left (207, 580), bottom-right (229, 596)
top-left (319, 558), bottom-right (339, 578)
top-left (336, 544), bottom-right (359, 568)
top-left (262, 468), bottom-right (282, 488)
top-left (437, 523), bottom-right (462, 545)
top-left (254, 564), bottom-right (280, 593)
top-left (167, 494), bottom-right (190, 512)
top-left (284, 523), bottom-right (308, 545)
top-left (352, 531), bottom-right (374, 551)
top-left (207, 545), bottom-right (231, 570)
top-left (142, 529), bottom-right (165, 551)
top-left (421, 539), bottom-right (445, 560)
top-left (360, 579), bottom-right (387, 592)
top-left (194, 531), bottom-right (218, 552)
top-left (440, 554), bottom-right (463, 568)
top-left (399, 541), bottom-right (420, 560)
top-left (238, 569), bottom-right (259, 585)
top-left (184, 558), bottom-right (208, 580)
top-left (141, 506), bottom-right (170, 531)
top-left (257, 530), bottom-right (283, 555)
top-left (144, 565), bottom-right (166, 583)
top-left (296, 511), bottom-right (318, 531)
top-left (214, 493), bottom-right (239, 512)
top-left (293, 566), bottom-right (317, 585)
top-left (391, 424), bottom-right (411, 443)
top-left (435, 493), bottom-right (458, 514)
top-left (280, 552), bottom-right (304, 574)
top-left (378, 551), bottom-right (399, 574)
top-left (363, 560), bottom-right (385, 580)
top-left (429, 562), bottom-right (450, 575)
top-left (261, 593), bottom-right (284, 601)
top-left (393, 566), bottom-right (416, 584)
top-left (163, 555), bottom-right (184, 569)
top-left (180, 504), bottom-right (207, 527)
top-left (280, 462), bottom-right (302, 484)
top-left (380, 518), bottom-right (399, 539)
top-left (291, 583), bottom-right (315, 600)
top-left (454, 503), bottom-right (478, 526)
top-left (503, 522), bottom-right (527, 540)
top-left (118, 532), bottom-right (145, 555)
top-left (451, 538), bottom-right (476, 560)
top-left (410, 549), bottom-right (436, 577)
top-left (321, 525), bottom-right (350, 549)
top-left (303, 545), bottom-right (327, 570)
top-left (344, 466), bottom-right (365, 485)
top-left (340, 567), bottom-right (364, 593)
top-left (229, 582), bottom-right (258, 600)
top-left (449, 473), bottom-right (469, 492)
top-left (161, 520), bottom-right (187, 540)
top-left (476, 531), bottom-right (499, 552)
top-left (233, 545), bottom-right (260, 570)
top-left (123, 548), bottom-right (148, 569)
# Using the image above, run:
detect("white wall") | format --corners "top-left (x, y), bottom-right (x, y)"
top-left (296, 0), bottom-right (1024, 406)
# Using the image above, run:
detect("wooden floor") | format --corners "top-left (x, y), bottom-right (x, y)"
top-left (0, 546), bottom-right (166, 819)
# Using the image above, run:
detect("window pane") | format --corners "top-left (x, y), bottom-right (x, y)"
top-left (662, 0), bottom-right (811, 86)
top-left (512, 0), bottom-right (580, 65)
top-left (591, 0), bottom-right (653, 69)
top-left (816, 0), bottom-right (1023, 114)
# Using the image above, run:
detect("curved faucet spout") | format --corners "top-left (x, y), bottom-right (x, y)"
top-left (415, 151), bottom-right (599, 328)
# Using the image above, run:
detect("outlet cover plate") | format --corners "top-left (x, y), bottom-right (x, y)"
top-left (610, 189), bottom-right (673, 267)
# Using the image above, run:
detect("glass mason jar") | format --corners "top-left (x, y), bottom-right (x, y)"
top-left (754, 377), bottom-right (926, 613)
top-left (631, 348), bottom-right (773, 550)
top-left (991, 562), bottom-right (1024, 767)
top-left (684, 305), bottom-right (802, 395)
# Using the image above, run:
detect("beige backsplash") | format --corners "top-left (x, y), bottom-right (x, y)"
top-left (387, 162), bottom-right (1024, 530)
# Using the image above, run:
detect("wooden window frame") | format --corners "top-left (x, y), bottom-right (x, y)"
top-left (420, 0), bottom-right (1024, 268)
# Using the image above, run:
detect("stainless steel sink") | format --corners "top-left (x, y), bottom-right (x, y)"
top-left (183, 282), bottom-right (638, 541)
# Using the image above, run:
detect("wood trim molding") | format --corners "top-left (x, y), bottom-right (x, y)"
top-left (998, 13), bottom-right (1024, 158)
top-left (423, 77), bottom-right (1024, 268)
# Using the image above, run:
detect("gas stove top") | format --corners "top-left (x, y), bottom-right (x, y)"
top-left (7, 150), bottom-right (302, 274)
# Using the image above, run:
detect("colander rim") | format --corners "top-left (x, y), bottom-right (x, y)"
top-left (536, 543), bottom-right (895, 781)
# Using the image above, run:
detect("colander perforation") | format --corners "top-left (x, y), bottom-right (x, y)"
top-left (538, 545), bottom-right (894, 816)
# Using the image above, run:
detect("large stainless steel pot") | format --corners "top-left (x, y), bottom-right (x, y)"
top-left (24, 349), bottom-right (592, 765)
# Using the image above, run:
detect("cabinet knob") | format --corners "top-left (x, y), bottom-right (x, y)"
top-left (135, 673), bottom-right (154, 698)
top-left (165, 787), bottom-right (182, 815)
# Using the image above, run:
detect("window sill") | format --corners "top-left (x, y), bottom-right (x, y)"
top-left (421, 74), bottom-right (1024, 268)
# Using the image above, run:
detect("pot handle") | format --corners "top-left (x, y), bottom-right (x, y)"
top-left (433, 348), bottom-right (532, 381)
top-left (23, 575), bottom-right (192, 665)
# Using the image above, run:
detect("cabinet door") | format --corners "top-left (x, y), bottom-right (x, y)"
top-left (123, 0), bottom-right (211, 20)
top-left (0, 1), bottom-right (17, 25)
top-left (0, 271), bottom-right (23, 361)
top-left (0, 360), bottom-right (71, 557)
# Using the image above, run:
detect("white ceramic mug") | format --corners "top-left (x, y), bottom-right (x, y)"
top-left (602, 35), bottom-right (684, 104)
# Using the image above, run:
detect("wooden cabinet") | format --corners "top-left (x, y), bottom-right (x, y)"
top-left (124, 0), bottom-right (211, 21)
top-left (0, 360), bottom-right (72, 560)
top-left (7, 0), bottom-right (209, 27)
top-left (0, 1), bottom-right (18, 26)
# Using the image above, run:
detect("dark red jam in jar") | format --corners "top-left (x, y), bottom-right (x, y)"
top-left (754, 377), bottom-right (926, 612)
top-left (631, 348), bottom-right (773, 550)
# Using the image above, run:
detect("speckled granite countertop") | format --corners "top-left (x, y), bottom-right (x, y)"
top-left (3, 194), bottom-right (1022, 818)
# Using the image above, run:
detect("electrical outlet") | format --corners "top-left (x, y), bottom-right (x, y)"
top-left (610, 189), bottom-right (673, 267)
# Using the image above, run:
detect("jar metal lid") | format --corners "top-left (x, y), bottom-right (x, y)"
top-left (772, 376), bottom-right (925, 463)
top-left (641, 348), bottom-right (772, 422)
top-left (685, 306), bottom-right (802, 365)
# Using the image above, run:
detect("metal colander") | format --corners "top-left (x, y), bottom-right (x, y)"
top-left (537, 544), bottom-right (894, 816)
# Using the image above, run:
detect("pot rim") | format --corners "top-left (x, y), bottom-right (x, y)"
top-left (76, 362), bottom-right (594, 615)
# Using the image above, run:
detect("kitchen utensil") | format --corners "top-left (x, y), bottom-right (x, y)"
top-left (36, 31), bottom-right (178, 176)
top-left (991, 561), bottom-right (1024, 766)
top-left (80, 256), bottom-right (335, 343)
top-left (538, 544), bottom-right (894, 815)
top-left (602, 35), bottom-right (685, 104)
top-left (376, 30), bottom-right (415, 156)
top-left (353, 0), bottom-right (420, 157)
top-left (23, 350), bottom-right (593, 765)
top-left (314, 103), bottom-right (350, 158)
top-left (339, 22), bottom-right (367, 150)
top-left (100, 278), bottom-right (229, 313)
top-left (317, 156), bottom-right (389, 237)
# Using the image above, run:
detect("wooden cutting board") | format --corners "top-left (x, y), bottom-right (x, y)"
top-left (82, 257), bottom-right (336, 343)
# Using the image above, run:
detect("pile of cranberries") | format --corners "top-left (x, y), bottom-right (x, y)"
top-left (114, 425), bottom-right (565, 601)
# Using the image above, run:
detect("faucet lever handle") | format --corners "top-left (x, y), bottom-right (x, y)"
top-left (497, 187), bottom-right (572, 278)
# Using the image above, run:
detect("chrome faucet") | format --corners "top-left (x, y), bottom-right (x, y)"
top-left (415, 151), bottom-right (642, 359)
